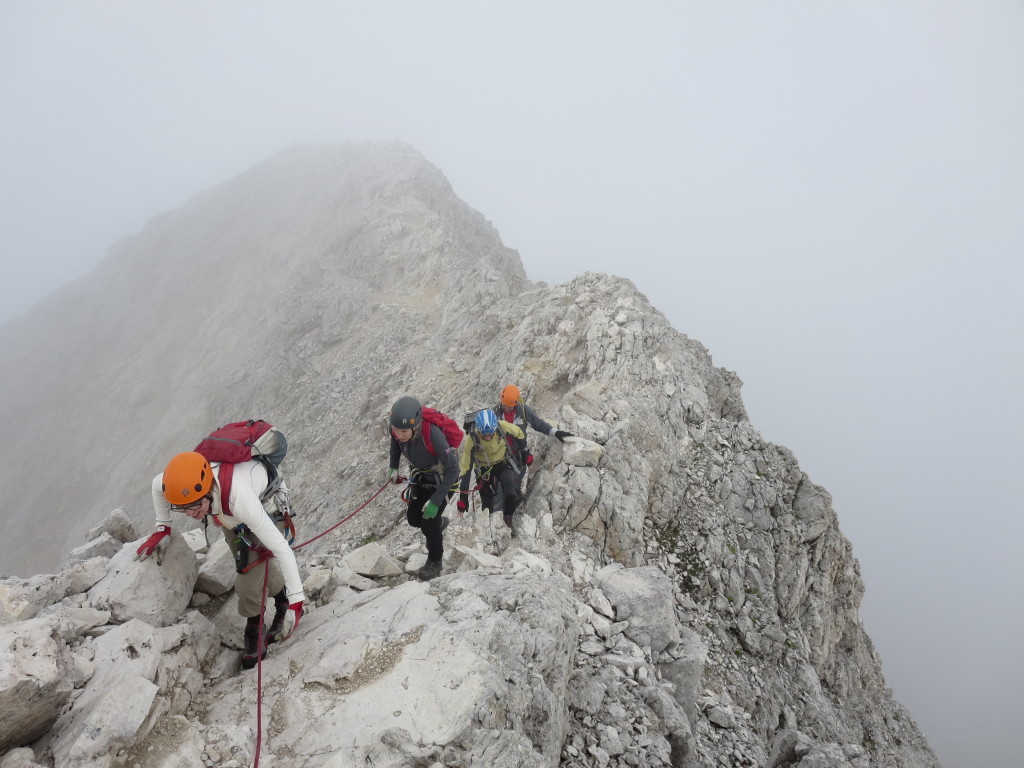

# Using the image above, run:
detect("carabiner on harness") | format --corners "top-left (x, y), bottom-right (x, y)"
top-left (272, 511), bottom-right (297, 545)
top-left (232, 524), bottom-right (255, 574)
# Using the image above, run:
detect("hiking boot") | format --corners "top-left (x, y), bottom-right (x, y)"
top-left (418, 559), bottom-right (443, 581)
top-left (241, 621), bottom-right (268, 669)
top-left (267, 609), bottom-right (287, 644)
top-left (440, 516), bottom-right (450, 534)
top-left (503, 513), bottom-right (514, 529)
top-left (266, 591), bottom-right (288, 644)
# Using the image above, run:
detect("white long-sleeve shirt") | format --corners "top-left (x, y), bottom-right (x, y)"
top-left (151, 459), bottom-right (304, 604)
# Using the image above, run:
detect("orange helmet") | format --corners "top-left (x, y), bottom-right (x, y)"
top-left (162, 452), bottom-right (213, 505)
top-left (500, 385), bottom-right (521, 408)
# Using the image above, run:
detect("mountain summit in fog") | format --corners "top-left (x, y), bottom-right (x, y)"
top-left (0, 142), bottom-right (941, 767)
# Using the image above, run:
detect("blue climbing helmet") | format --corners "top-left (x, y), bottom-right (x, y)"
top-left (475, 409), bottom-right (498, 436)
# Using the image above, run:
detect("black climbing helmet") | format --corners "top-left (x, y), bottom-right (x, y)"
top-left (390, 396), bottom-right (422, 430)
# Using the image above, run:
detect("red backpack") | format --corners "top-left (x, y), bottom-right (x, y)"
top-left (194, 419), bottom-right (288, 515)
top-left (420, 407), bottom-right (464, 456)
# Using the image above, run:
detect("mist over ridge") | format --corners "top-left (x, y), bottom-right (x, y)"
top-left (0, 142), bottom-right (940, 767)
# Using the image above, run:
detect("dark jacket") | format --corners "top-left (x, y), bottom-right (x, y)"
top-left (389, 424), bottom-right (461, 507)
top-left (493, 401), bottom-right (556, 461)
top-left (493, 401), bottom-right (556, 437)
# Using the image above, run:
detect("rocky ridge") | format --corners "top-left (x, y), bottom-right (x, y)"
top-left (0, 143), bottom-right (941, 767)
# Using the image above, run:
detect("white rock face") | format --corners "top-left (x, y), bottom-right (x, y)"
top-left (193, 538), bottom-right (235, 596)
top-left (0, 617), bottom-right (78, 752)
top-left (64, 533), bottom-right (121, 565)
top-left (343, 542), bottom-right (405, 577)
top-left (0, 144), bottom-right (942, 768)
top-left (86, 533), bottom-right (198, 626)
top-left (84, 507), bottom-right (138, 546)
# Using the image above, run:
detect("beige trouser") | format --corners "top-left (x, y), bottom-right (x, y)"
top-left (223, 519), bottom-right (287, 618)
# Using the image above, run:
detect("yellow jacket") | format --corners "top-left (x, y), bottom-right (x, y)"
top-left (459, 420), bottom-right (525, 475)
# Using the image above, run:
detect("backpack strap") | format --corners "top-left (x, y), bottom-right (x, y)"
top-left (217, 463), bottom-right (235, 516)
top-left (467, 430), bottom-right (493, 485)
top-left (216, 458), bottom-right (283, 515)
top-left (498, 423), bottom-right (523, 475)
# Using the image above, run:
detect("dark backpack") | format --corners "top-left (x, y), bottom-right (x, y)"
top-left (194, 419), bottom-right (288, 515)
top-left (420, 407), bottom-right (464, 457)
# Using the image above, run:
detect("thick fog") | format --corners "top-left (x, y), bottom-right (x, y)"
top-left (2, 4), bottom-right (1022, 767)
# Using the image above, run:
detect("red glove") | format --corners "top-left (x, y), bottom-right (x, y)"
top-left (457, 494), bottom-right (469, 512)
top-left (135, 526), bottom-right (171, 560)
top-left (274, 601), bottom-right (304, 642)
top-left (525, 453), bottom-right (534, 466)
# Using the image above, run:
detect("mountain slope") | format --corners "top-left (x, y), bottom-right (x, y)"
top-left (0, 142), bottom-right (941, 768)
top-left (0, 141), bottom-right (527, 575)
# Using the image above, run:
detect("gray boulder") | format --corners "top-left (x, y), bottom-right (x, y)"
top-left (0, 616), bottom-right (78, 752)
top-left (86, 506), bottom-right (138, 544)
top-left (194, 537), bottom-right (235, 596)
top-left (594, 563), bottom-right (681, 654)
top-left (87, 533), bottom-right (197, 626)
top-left (65, 532), bottom-right (121, 565)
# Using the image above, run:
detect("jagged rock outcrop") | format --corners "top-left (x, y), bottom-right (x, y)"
top-left (0, 143), bottom-right (941, 767)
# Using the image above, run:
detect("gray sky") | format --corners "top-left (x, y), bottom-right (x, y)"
top-left (3, 3), bottom-right (1022, 766)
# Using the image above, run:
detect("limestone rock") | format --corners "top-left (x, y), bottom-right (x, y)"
top-left (194, 538), bottom-right (235, 596)
top-left (0, 617), bottom-right (77, 752)
top-left (86, 506), bottom-right (138, 544)
top-left (594, 564), bottom-right (681, 654)
top-left (86, 533), bottom-right (197, 626)
top-left (181, 528), bottom-right (210, 555)
top-left (334, 562), bottom-right (380, 590)
top-left (65, 532), bottom-right (121, 565)
top-left (562, 437), bottom-right (605, 467)
top-left (343, 542), bottom-right (404, 577)
top-left (0, 144), bottom-right (943, 768)
top-left (63, 557), bottom-right (109, 595)
top-left (0, 748), bottom-right (45, 768)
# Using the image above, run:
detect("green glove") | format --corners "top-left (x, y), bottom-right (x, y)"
top-left (388, 467), bottom-right (397, 483)
top-left (423, 500), bottom-right (440, 519)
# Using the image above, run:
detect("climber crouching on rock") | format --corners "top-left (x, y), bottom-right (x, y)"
top-left (136, 451), bottom-right (305, 669)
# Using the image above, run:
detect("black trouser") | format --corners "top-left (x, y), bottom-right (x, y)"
top-left (479, 462), bottom-right (521, 517)
top-left (406, 482), bottom-right (447, 562)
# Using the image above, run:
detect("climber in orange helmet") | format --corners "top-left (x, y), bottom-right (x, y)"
top-left (136, 449), bottom-right (305, 670)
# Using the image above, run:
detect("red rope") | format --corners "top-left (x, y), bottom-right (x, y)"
top-left (247, 480), bottom-right (390, 767)
top-left (237, 480), bottom-right (393, 575)
top-left (253, 558), bottom-right (270, 767)
top-left (245, 476), bottom-right (495, 766)
top-left (291, 479), bottom-right (392, 551)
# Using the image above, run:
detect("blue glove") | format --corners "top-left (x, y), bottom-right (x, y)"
top-left (423, 500), bottom-right (440, 519)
